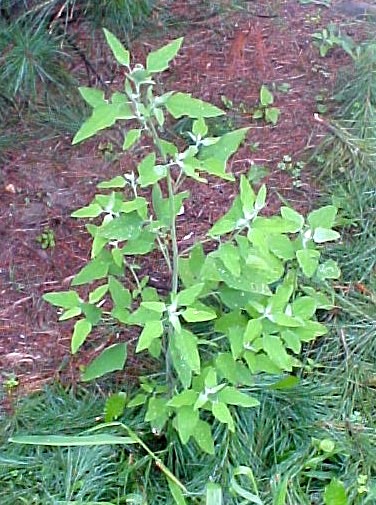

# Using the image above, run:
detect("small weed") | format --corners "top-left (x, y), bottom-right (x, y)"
top-left (36, 228), bottom-right (55, 250)
top-left (315, 93), bottom-right (328, 114)
top-left (277, 154), bottom-right (305, 187)
top-left (312, 24), bottom-right (354, 58)
top-left (2, 373), bottom-right (19, 392)
top-left (253, 85), bottom-right (281, 125)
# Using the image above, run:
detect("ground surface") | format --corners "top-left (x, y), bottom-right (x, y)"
top-left (0, 0), bottom-right (370, 396)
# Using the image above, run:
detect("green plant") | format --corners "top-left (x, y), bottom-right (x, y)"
top-left (312, 24), bottom-right (354, 58)
top-left (253, 85), bottom-right (280, 125)
top-left (36, 228), bottom-right (56, 250)
top-left (16, 30), bottom-right (343, 502)
top-left (277, 154), bottom-right (305, 187)
top-left (2, 374), bottom-right (19, 392)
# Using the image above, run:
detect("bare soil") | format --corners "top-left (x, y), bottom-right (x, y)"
top-left (0, 0), bottom-right (369, 399)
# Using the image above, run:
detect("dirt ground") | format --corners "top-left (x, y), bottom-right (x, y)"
top-left (0, 0), bottom-right (369, 397)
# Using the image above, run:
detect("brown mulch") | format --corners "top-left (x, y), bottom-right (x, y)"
top-left (0, 0), bottom-right (366, 399)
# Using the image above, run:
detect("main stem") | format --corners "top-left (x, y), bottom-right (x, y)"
top-left (146, 117), bottom-right (179, 389)
top-left (146, 118), bottom-right (179, 296)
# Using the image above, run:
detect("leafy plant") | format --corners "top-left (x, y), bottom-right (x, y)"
top-left (312, 24), bottom-right (354, 58)
top-left (36, 228), bottom-right (56, 250)
top-left (253, 85), bottom-right (280, 125)
top-left (277, 154), bottom-right (305, 187)
top-left (29, 30), bottom-right (343, 502)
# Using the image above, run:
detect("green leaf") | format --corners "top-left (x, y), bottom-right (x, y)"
top-left (262, 335), bottom-right (292, 371)
top-left (82, 343), bottom-right (127, 381)
top-left (138, 153), bottom-right (166, 187)
top-left (123, 128), bottom-right (142, 150)
top-left (260, 85), bottom-right (274, 106)
top-left (97, 176), bottom-right (126, 189)
top-left (320, 439), bottom-right (336, 453)
top-left (243, 319), bottom-right (262, 344)
top-left (269, 375), bottom-right (300, 390)
top-left (181, 306), bottom-right (216, 322)
top-left (268, 234), bottom-right (295, 260)
top-left (136, 320), bottom-right (164, 352)
top-left (240, 174), bottom-right (256, 219)
top-left (166, 92), bottom-right (224, 119)
top-left (192, 420), bottom-right (214, 454)
top-left (280, 206), bottom-right (304, 231)
top-left (103, 28), bottom-right (130, 66)
top-left (292, 296), bottom-right (317, 319)
top-left (265, 107), bottom-right (280, 125)
top-left (316, 259), bottom-right (341, 280)
top-left (141, 301), bottom-right (166, 312)
top-left (215, 353), bottom-right (253, 386)
top-left (71, 203), bottom-right (103, 218)
top-left (174, 329), bottom-right (200, 374)
top-left (9, 434), bottom-right (135, 446)
top-left (296, 249), bottom-right (320, 278)
top-left (145, 397), bottom-right (169, 426)
top-left (73, 102), bottom-right (135, 144)
top-left (59, 307), bottom-right (82, 321)
top-left (170, 336), bottom-right (192, 389)
top-left (212, 402), bottom-right (235, 431)
top-left (78, 86), bottom-right (106, 107)
top-left (313, 227), bottom-right (340, 243)
top-left (109, 276), bottom-right (131, 308)
top-left (176, 283), bottom-right (204, 307)
top-left (168, 390), bottom-right (198, 407)
top-left (104, 392), bottom-right (127, 422)
top-left (176, 405), bottom-right (199, 443)
top-left (217, 243), bottom-right (241, 277)
top-left (43, 291), bottom-right (81, 309)
top-left (218, 387), bottom-right (259, 408)
top-left (81, 303), bottom-right (102, 325)
top-left (146, 37), bottom-right (183, 73)
top-left (308, 205), bottom-right (337, 229)
top-left (98, 213), bottom-right (142, 241)
top-left (71, 319), bottom-right (92, 354)
top-left (193, 117), bottom-right (208, 137)
top-left (89, 284), bottom-right (108, 304)
top-left (199, 128), bottom-right (249, 179)
top-left (206, 483), bottom-right (222, 505)
top-left (324, 479), bottom-right (348, 505)
top-left (127, 393), bottom-right (147, 408)
top-left (167, 478), bottom-right (187, 505)
top-left (72, 257), bottom-right (110, 286)
top-left (282, 330), bottom-right (301, 354)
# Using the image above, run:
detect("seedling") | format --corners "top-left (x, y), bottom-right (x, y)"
top-left (253, 85), bottom-right (281, 125)
top-left (315, 94), bottom-right (328, 114)
top-left (3, 374), bottom-right (19, 392)
top-left (312, 24), bottom-right (354, 58)
top-left (277, 155), bottom-right (305, 187)
top-left (36, 228), bottom-right (55, 249)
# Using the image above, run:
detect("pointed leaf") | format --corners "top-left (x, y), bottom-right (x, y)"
top-left (123, 128), bottom-right (142, 150)
top-left (136, 320), bottom-right (164, 352)
top-left (296, 249), bottom-right (320, 277)
top-left (166, 92), bottom-right (224, 119)
top-left (82, 343), bottom-right (127, 381)
top-left (146, 38), bottom-right (183, 73)
top-left (103, 28), bottom-right (130, 66)
top-left (308, 205), bottom-right (337, 230)
top-left (313, 227), bottom-right (340, 243)
top-left (260, 85), bottom-right (274, 106)
top-left (192, 420), bottom-right (214, 454)
top-left (43, 291), bottom-right (81, 309)
top-left (71, 319), bottom-right (92, 354)
top-left (71, 203), bottom-right (103, 218)
top-left (78, 86), bottom-right (106, 108)
top-left (97, 176), bottom-right (127, 189)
